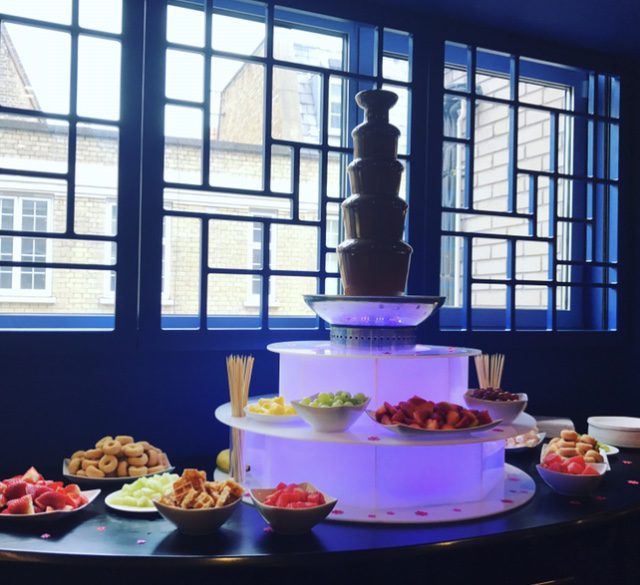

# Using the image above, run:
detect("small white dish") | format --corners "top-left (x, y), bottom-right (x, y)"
top-left (599, 444), bottom-right (620, 456)
top-left (366, 410), bottom-right (502, 437)
top-left (292, 395), bottom-right (371, 432)
top-left (105, 490), bottom-right (159, 514)
top-left (0, 489), bottom-right (100, 522)
top-left (250, 483), bottom-right (337, 534)
top-left (506, 432), bottom-right (546, 452)
top-left (463, 391), bottom-right (528, 424)
top-left (244, 404), bottom-right (300, 424)
top-left (153, 496), bottom-right (242, 535)
top-left (537, 463), bottom-right (607, 497)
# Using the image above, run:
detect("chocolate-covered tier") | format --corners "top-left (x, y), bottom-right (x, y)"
top-left (337, 89), bottom-right (412, 296)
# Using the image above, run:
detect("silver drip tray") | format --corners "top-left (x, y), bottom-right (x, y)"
top-left (330, 325), bottom-right (417, 349)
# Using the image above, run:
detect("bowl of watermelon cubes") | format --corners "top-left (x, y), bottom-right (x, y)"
top-left (537, 452), bottom-right (607, 497)
top-left (250, 482), bottom-right (337, 534)
top-left (0, 466), bottom-right (99, 522)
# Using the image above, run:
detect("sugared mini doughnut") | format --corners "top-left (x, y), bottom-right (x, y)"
top-left (560, 430), bottom-right (579, 442)
top-left (101, 440), bottom-right (122, 456)
top-left (576, 442), bottom-right (592, 455)
top-left (122, 442), bottom-right (144, 458)
top-left (98, 454), bottom-right (118, 474)
top-left (127, 453), bottom-right (149, 467)
top-left (558, 447), bottom-right (578, 457)
top-left (68, 458), bottom-right (82, 474)
top-left (115, 435), bottom-right (134, 446)
top-left (128, 465), bottom-right (148, 477)
top-left (117, 460), bottom-right (129, 477)
top-left (71, 450), bottom-right (86, 460)
top-left (95, 436), bottom-right (113, 449)
top-left (86, 465), bottom-right (106, 478)
top-left (85, 448), bottom-right (103, 459)
top-left (82, 458), bottom-right (101, 471)
top-left (558, 439), bottom-right (576, 449)
top-left (138, 441), bottom-right (152, 450)
top-left (147, 449), bottom-right (160, 467)
top-left (579, 434), bottom-right (597, 446)
top-left (76, 469), bottom-right (87, 477)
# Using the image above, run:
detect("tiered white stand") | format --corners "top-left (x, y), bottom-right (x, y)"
top-left (215, 342), bottom-right (536, 524)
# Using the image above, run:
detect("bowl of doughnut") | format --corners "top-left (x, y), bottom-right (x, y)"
top-left (63, 435), bottom-right (173, 486)
top-left (541, 429), bottom-right (607, 466)
top-left (153, 469), bottom-right (244, 535)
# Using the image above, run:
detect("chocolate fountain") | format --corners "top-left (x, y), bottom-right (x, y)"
top-left (305, 89), bottom-right (444, 347)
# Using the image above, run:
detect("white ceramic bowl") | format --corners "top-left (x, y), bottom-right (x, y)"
top-left (250, 483), bottom-right (337, 534)
top-left (536, 463), bottom-right (607, 497)
top-left (463, 391), bottom-right (527, 424)
top-left (588, 416), bottom-right (640, 448)
top-left (153, 496), bottom-right (241, 535)
top-left (291, 395), bottom-right (371, 432)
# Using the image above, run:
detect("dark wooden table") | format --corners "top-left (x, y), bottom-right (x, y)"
top-left (1, 450), bottom-right (640, 585)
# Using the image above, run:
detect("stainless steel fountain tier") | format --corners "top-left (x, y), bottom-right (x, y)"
top-left (304, 295), bottom-right (445, 348)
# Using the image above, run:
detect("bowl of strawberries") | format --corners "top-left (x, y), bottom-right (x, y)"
top-left (537, 451), bottom-right (607, 497)
top-left (250, 482), bottom-right (336, 534)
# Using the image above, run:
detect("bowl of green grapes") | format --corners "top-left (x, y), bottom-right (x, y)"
top-left (292, 392), bottom-right (371, 432)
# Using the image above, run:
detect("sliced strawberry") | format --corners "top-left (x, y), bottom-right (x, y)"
top-left (582, 465), bottom-right (600, 476)
top-left (5, 481), bottom-right (28, 501)
top-left (58, 484), bottom-right (85, 508)
top-left (567, 462), bottom-right (585, 475)
top-left (22, 467), bottom-right (43, 484)
top-left (36, 491), bottom-right (68, 511)
top-left (31, 485), bottom-right (54, 499)
top-left (0, 494), bottom-right (6, 508)
top-left (7, 495), bottom-right (34, 515)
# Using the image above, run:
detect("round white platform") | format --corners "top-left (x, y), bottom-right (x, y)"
top-left (214, 464), bottom-right (535, 524)
top-left (268, 341), bottom-right (481, 359)
top-left (215, 402), bottom-right (537, 446)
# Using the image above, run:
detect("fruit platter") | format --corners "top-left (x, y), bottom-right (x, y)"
top-left (368, 396), bottom-right (501, 437)
top-left (0, 466), bottom-right (99, 522)
top-left (105, 473), bottom-right (180, 514)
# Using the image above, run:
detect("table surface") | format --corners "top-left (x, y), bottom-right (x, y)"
top-left (1, 450), bottom-right (640, 569)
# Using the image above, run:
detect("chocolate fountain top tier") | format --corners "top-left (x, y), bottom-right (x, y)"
top-left (352, 89), bottom-right (400, 161)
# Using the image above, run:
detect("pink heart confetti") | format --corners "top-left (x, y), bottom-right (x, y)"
top-left (415, 510), bottom-right (428, 517)
top-left (136, 539), bottom-right (146, 545)
top-left (40, 533), bottom-right (51, 540)
top-left (569, 500), bottom-right (582, 505)
top-left (386, 511), bottom-right (395, 516)
top-left (263, 526), bottom-right (273, 533)
top-left (492, 428), bottom-right (504, 433)
top-left (96, 526), bottom-right (106, 532)
top-left (452, 507), bottom-right (462, 512)
top-left (627, 480), bottom-right (639, 485)
top-left (519, 489), bottom-right (530, 494)
top-left (367, 514), bottom-right (376, 519)
top-left (595, 495), bottom-right (607, 501)
top-left (508, 477), bottom-right (518, 482)
top-left (501, 499), bottom-right (514, 504)
top-left (623, 460), bottom-right (632, 465)
top-left (331, 509), bottom-right (344, 515)
top-left (367, 436), bottom-right (380, 442)
top-left (244, 492), bottom-right (251, 497)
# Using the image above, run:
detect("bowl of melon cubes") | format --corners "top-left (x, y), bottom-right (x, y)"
top-left (292, 392), bottom-right (371, 432)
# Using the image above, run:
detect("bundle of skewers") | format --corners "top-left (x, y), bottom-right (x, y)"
top-left (474, 353), bottom-right (505, 390)
top-left (226, 354), bottom-right (254, 482)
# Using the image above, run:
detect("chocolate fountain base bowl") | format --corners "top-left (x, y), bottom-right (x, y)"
top-left (303, 295), bottom-right (445, 328)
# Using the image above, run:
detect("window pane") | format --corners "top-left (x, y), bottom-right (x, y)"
top-left (166, 49), bottom-right (204, 103)
top-left (268, 275), bottom-right (317, 326)
top-left (207, 273), bottom-right (260, 328)
top-left (212, 9), bottom-right (265, 57)
top-left (0, 0), bottom-right (71, 24)
top-left (164, 105), bottom-right (203, 185)
top-left (273, 25), bottom-right (344, 70)
top-left (0, 23), bottom-right (71, 114)
top-left (167, 4), bottom-right (204, 48)
top-left (299, 148), bottom-right (320, 221)
top-left (79, 0), bottom-right (122, 34)
top-left (77, 36), bottom-right (121, 120)
top-left (444, 42), bottom-right (469, 92)
top-left (271, 145), bottom-right (293, 193)
top-left (270, 224), bottom-right (319, 271)
top-left (211, 58), bottom-right (264, 190)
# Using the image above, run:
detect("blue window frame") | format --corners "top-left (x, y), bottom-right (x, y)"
top-left (439, 42), bottom-right (619, 331)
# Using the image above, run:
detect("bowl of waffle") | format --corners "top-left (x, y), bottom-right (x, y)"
top-left (153, 469), bottom-right (244, 535)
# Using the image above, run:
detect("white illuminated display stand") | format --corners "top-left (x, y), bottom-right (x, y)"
top-left (215, 341), bottom-right (537, 524)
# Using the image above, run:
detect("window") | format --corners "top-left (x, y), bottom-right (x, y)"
top-left (157, 2), bottom-right (413, 331)
top-left (0, 1), bottom-right (122, 329)
top-left (439, 43), bottom-right (619, 331)
top-left (0, 196), bottom-right (51, 296)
